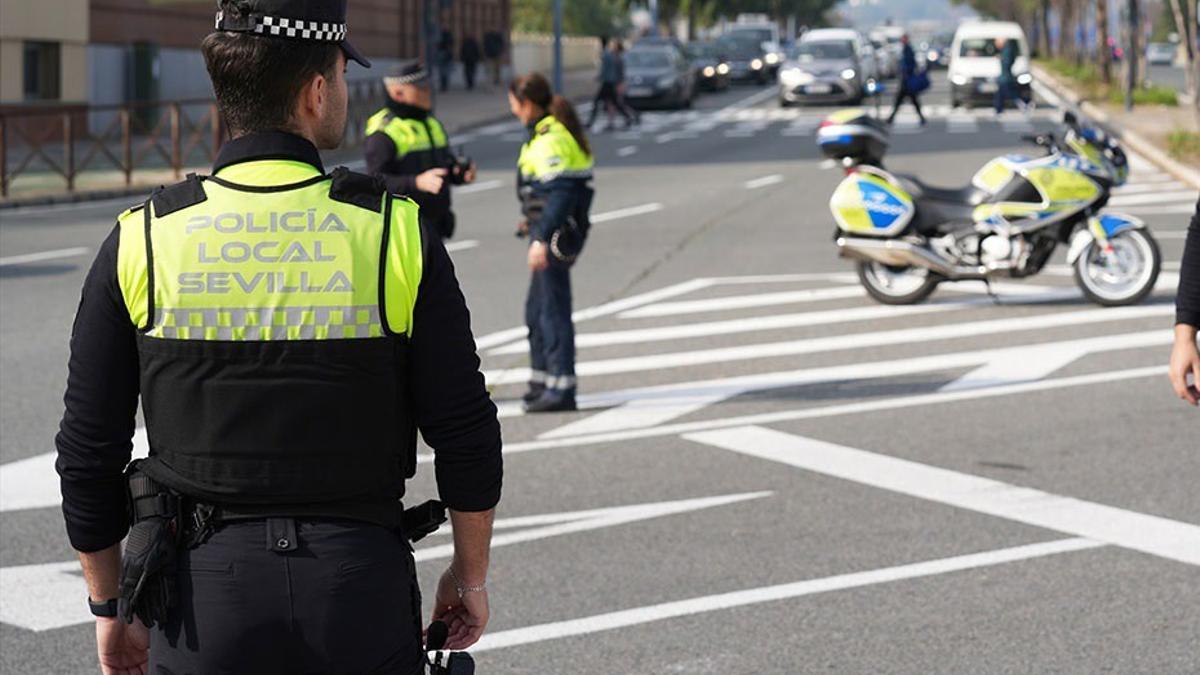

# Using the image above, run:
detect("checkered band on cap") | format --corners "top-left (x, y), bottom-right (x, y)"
top-left (216, 10), bottom-right (347, 43)
top-left (384, 70), bottom-right (428, 85)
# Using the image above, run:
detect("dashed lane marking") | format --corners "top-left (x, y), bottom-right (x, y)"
top-left (590, 202), bottom-right (664, 224)
top-left (0, 247), bottom-right (90, 267)
top-left (743, 174), bottom-right (785, 190)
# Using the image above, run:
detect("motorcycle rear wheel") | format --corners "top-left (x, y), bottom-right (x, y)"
top-left (1073, 229), bottom-right (1161, 306)
top-left (857, 261), bottom-right (941, 305)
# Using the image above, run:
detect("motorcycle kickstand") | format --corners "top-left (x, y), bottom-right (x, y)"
top-left (984, 278), bottom-right (1002, 305)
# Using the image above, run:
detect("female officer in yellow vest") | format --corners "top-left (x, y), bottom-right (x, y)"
top-left (507, 73), bottom-right (594, 412)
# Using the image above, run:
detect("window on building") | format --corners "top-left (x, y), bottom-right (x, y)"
top-left (23, 41), bottom-right (62, 101)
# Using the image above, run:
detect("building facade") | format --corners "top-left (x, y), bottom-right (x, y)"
top-left (1, 0), bottom-right (510, 107)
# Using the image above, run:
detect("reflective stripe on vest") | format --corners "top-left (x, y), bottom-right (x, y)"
top-left (115, 161), bottom-right (423, 340)
top-left (518, 116), bottom-right (594, 184)
top-left (365, 109), bottom-right (448, 156)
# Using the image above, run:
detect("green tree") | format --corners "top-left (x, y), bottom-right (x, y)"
top-left (512, 0), bottom-right (629, 36)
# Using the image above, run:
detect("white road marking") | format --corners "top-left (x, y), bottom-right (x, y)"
top-left (1108, 190), bottom-right (1199, 207)
top-left (444, 239), bottom-right (480, 252)
top-left (686, 426), bottom-right (1200, 567)
top-left (1, 429), bottom-right (148, 513)
top-left (0, 196), bottom-right (140, 217)
top-left (455, 179), bottom-right (504, 195)
top-left (535, 329), bottom-right (1168, 438)
top-left (487, 297), bottom-right (1166, 384)
top-left (1112, 181), bottom-right (1188, 194)
top-left (471, 537), bottom-right (1102, 653)
top-left (1124, 205), bottom-right (1198, 216)
top-left (0, 247), bottom-right (91, 267)
top-left (0, 492), bottom-right (770, 632)
top-left (619, 285), bottom-right (866, 319)
top-left (818, 159), bottom-right (838, 170)
top-left (938, 343), bottom-right (1090, 392)
top-left (743, 174), bottom-right (785, 190)
top-left (617, 145), bottom-right (639, 157)
top-left (489, 300), bottom-right (966, 357)
top-left (413, 491), bottom-right (770, 562)
top-left (1154, 230), bottom-right (1190, 239)
top-left (590, 202), bottom-right (664, 224)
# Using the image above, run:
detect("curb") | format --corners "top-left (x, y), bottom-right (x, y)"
top-left (1031, 64), bottom-right (1200, 191)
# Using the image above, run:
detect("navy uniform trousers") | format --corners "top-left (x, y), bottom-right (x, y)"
top-left (525, 261), bottom-right (576, 390)
top-left (150, 518), bottom-right (424, 675)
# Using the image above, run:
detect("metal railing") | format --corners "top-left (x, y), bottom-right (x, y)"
top-left (0, 79), bottom-right (384, 198)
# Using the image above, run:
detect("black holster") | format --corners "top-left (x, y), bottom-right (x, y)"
top-left (118, 462), bottom-right (182, 627)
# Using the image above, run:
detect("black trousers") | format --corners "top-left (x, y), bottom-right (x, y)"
top-left (586, 82), bottom-right (634, 128)
top-left (463, 61), bottom-right (478, 90)
top-left (525, 260), bottom-right (576, 390)
top-left (151, 519), bottom-right (424, 675)
top-left (888, 86), bottom-right (925, 122)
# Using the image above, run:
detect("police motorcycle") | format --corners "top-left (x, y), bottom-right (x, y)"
top-left (816, 109), bottom-right (1160, 306)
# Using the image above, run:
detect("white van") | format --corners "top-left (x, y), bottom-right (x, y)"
top-left (948, 21), bottom-right (1031, 108)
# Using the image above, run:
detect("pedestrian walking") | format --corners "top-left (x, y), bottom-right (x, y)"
top-left (585, 36), bottom-right (634, 131)
top-left (508, 73), bottom-right (595, 412)
top-left (994, 36), bottom-right (1027, 114)
top-left (484, 29), bottom-right (505, 85)
top-left (1169, 198), bottom-right (1200, 405)
top-left (437, 28), bottom-right (454, 91)
top-left (56, 1), bottom-right (502, 672)
top-left (886, 34), bottom-right (927, 126)
top-left (461, 34), bottom-right (481, 90)
top-left (365, 62), bottom-right (477, 239)
top-left (612, 40), bottom-right (641, 126)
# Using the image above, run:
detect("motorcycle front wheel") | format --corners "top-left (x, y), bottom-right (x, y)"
top-left (1073, 229), bottom-right (1161, 306)
top-left (856, 261), bottom-right (941, 305)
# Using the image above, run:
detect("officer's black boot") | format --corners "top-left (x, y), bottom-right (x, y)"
top-left (521, 383), bottom-right (546, 404)
top-left (523, 388), bottom-right (577, 413)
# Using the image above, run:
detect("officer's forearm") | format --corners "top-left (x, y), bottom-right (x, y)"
top-left (449, 508), bottom-right (494, 584)
top-left (78, 544), bottom-right (121, 601)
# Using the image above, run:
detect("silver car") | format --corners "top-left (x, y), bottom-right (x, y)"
top-left (778, 39), bottom-right (865, 107)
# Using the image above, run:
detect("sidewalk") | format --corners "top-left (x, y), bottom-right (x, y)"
top-left (0, 68), bottom-right (598, 209)
top-left (1031, 63), bottom-right (1200, 190)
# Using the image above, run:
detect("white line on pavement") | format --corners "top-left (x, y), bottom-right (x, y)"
top-left (590, 202), bottom-right (664, 224)
top-left (743, 174), bottom-right (785, 190)
top-left (619, 285), bottom-right (866, 319)
top-left (0, 247), bottom-right (91, 267)
top-left (686, 426), bottom-right (1200, 566)
top-left (1, 428), bottom-right (147, 513)
top-left (444, 239), bottom-right (480, 252)
top-left (617, 145), bottom-right (639, 157)
top-left (1112, 181), bottom-right (1188, 194)
top-left (455, 179), bottom-right (504, 195)
top-left (1123, 205), bottom-right (1198, 216)
top-left (1155, 231), bottom-right (1190, 239)
top-left (471, 537), bottom-right (1103, 653)
top-left (1109, 191), bottom-right (1199, 206)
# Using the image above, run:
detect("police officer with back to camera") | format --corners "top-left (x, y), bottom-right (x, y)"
top-left (55, 1), bottom-right (501, 672)
top-left (365, 62), bottom-right (476, 240)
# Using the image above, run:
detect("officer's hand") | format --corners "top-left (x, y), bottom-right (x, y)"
top-left (96, 616), bottom-right (149, 675)
top-left (1168, 324), bottom-right (1200, 406)
top-left (463, 162), bottom-right (477, 184)
top-left (415, 168), bottom-right (448, 194)
top-left (527, 241), bottom-right (550, 271)
top-left (431, 569), bottom-right (489, 650)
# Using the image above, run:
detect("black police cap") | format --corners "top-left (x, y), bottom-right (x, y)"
top-left (384, 61), bottom-right (429, 86)
top-left (214, 0), bottom-right (370, 68)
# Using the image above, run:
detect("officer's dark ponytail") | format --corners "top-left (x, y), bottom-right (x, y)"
top-left (509, 73), bottom-right (591, 157)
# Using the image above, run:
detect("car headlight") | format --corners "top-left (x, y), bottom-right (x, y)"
top-left (703, 66), bottom-right (716, 77)
top-left (658, 75), bottom-right (676, 89)
top-left (841, 68), bottom-right (856, 80)
top-left (751, 58), bottom-right (763, 70)
top-left (951, 74), bottom-right (968, 86)
top-left (765, 53), bottom-right (780, 65)
top-left (1017, 73), bottom-right (1032, 85)
top-left (717, 63), bottom-right (730, 75)
top-left (928, 50), bottom-right (939, 61)
top-left (780, 67), bottom-right (812, 85)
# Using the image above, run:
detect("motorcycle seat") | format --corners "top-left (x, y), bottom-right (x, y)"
top-left (895, 173), bottom-right (988, 234)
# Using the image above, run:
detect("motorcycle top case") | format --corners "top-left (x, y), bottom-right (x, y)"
top-left (816, 109), bottom-right (889, 166)
top-left (829, 165), bottom-right (915, 237)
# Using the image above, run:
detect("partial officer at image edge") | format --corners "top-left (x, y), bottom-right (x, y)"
top-left (1168, 198), bottom-right (1200, 405)
top-left (55, 1), bottom-right (501, 672)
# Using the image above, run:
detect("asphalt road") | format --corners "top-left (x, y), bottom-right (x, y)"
top-left (1, 72), bottom-right (1198, 673)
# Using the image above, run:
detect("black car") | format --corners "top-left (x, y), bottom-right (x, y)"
top-left (720, 35), bottom-right (769, 84)
top-left (623, 45), bottom-right (697, 109)
top-left (686, 41), bottom-right (731, 91)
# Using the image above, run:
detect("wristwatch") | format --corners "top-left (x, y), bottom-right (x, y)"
top-left (88, 597), bottom-right (119, 618)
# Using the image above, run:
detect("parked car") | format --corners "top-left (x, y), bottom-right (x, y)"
top-left (1146, 42), bottom-right (1176, 66)
top-left (687, 41), bottom-right (731, 91)
top-left (949, 21), bottom-right (1031, 108)
top-left (922, 34), bottom-right (952, 69)
top-left (779, 30), bottom-right (867, 107)
top-left (623, 45), bottom-right (697, 109)
top-left (721, 34), bottom-right (771, 84)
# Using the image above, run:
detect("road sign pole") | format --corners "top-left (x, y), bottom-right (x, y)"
top-left (553, 0), bottom-right (563, 92)
top-left (425, 0), bottom-right (437, 108)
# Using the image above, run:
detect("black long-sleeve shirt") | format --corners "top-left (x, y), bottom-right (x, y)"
top-left (56, 132), bottom-right (502, 552)
top-left (1177, 198), bottom-right (1200, 327)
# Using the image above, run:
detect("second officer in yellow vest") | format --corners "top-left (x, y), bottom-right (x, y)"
top-left (508, 73), bottom-right (595, 413)
top-left (55, 2), bottom-right (500, 671)
top-left (365, 62), bottom-right (476, 239)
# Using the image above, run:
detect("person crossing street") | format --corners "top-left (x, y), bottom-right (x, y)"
top-left (887, 34), bottom-right (927, 126)
top-left (55, 2), bottom-right (502, 672)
